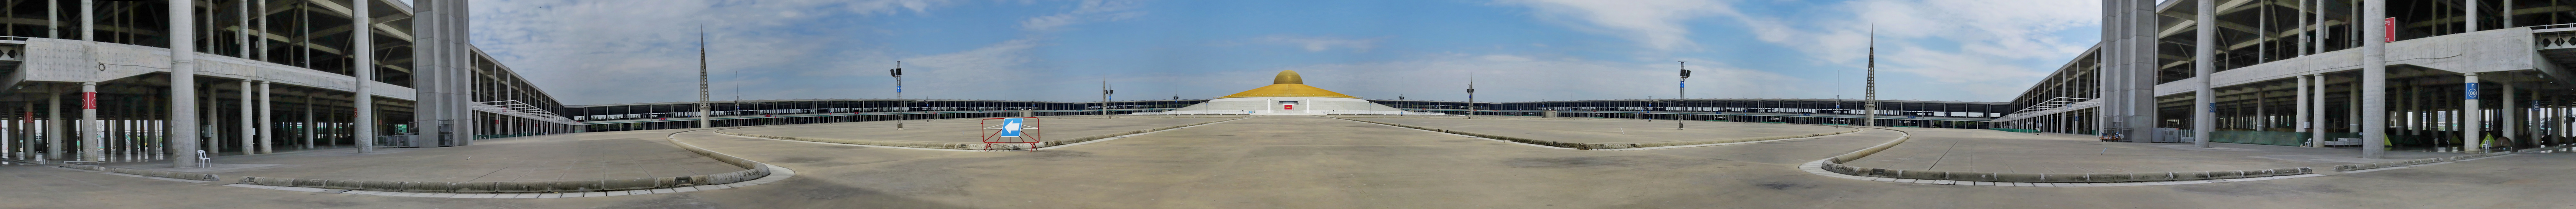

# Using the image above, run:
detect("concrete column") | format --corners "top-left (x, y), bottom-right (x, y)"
top-left (2316, 0), bottom-right (2328, 54)
top-left (353, 0), bottom-right (374, 153)
top-left (301, 92), bottom-right (313, 149)
top-left (2298, 0), bottom-right (2309, 56)
top-left (2361, 0), bottom-right (2388, 158)
top-left (411, 0), bottom-right (445, 146)
top-left (46, 88), bottom-right (63, 161)
top-left (79, 0), bottom-right (90, 41)
top-left (2503, 81), bottom-right (2517, 148)
top-left (45, 0), bottom-right (55, 38)
top-left (15, 103), bottom-right (25, 160)
top-left (2195, 0), bottom-right (2218, 148)
top-left (238, 81), bottom-right (252, 155)
top-left (255, 0), bottom-right (267, 61)
top-left (2464, 73), bottom-right (2482, 153)
top-left (79, 82), bottom-right (98, 162)
top-left (2467, 0), bottom-right (2478, 32)
top-left (2312, 74), bottom-right (2328, 147)
top-left (258, 81), bottom-right (270, 153)
top-left (236, 0), bottom-right (247, 57)
top-left (169, 0), bottom-right (202, 168)
top-left (2308, 75), bottom-right (2329, 147)
top-left (205, 84), bottom-right (219, 155)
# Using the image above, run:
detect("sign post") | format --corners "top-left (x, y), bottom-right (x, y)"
top-left (980, 117), bottom-right (1042, 151)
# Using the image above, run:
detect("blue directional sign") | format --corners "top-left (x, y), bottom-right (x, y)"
top-left (997, 118), bottom-right (1025, 137)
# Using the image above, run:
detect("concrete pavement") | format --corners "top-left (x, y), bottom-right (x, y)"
top-left (101, 130), bottom-right (743, 183)
top-left (1843, 127), bottom-right (2470, 173)
top-left (0, 115), bottom-right (2568, 208)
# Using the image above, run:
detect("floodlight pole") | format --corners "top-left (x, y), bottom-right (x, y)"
top-left (1679, 61), bottom-right (1688, 130)
top-left (893, 61), bottom-right (903, 130)
top-left (1467, 75), bottom-right (1476, 119)
top-left (1101, 78), bottom-right (1113, 119)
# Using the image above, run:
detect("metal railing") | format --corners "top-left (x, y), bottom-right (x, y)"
top-left (1993, 97), bottom-right (2099, 122)
top-left (373, 133), bottom-right (419, 148)
top-left (472, 100), bottom-right (581, 125)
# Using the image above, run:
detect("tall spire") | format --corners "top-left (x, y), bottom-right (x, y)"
top-left (1865, 25), bottom-right (1879, 127)
top-left (697, 26), bottom-right (711, 128)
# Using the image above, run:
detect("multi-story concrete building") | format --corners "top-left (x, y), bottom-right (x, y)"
top-left (1997, 0), bottom-right (2576, 157)
top-left (0, 0), bottom-right (577, 167)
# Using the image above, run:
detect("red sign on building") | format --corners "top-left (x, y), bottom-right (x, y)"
top-left (2384, 18), bottom-right (2397, 42)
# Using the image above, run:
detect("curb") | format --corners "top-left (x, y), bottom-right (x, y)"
top-left (1327, 117), bottom-right (1861, 150)
top-left (715, 116), bottom-right (1256, 151)
top-left (1803, 126), bottom-right (2321, 186)
top-left (224, 128), bottom-right (787, 197)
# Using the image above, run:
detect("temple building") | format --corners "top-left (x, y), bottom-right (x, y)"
top-left (1140, 70), bottom-right (1426, 115)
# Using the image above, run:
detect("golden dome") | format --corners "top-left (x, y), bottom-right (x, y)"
top-left (1216, 70), bottom-right (1360, 99)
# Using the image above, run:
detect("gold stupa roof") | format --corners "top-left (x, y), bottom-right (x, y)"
top-left (1215, 70), bottom-right (1361, 99)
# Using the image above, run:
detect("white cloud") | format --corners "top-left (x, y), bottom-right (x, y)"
top-left (471, 0), bottom-right (1157, 104)
top-left (1021, 0), bottom-right (1146, 32)
top-left (1507, 0), bottom-right (2098, 101)
top-left (1255, 35), bottom-right (1384, 52)
top-left (1219, 54), bottom-right (1809, 102)
top-left (1495, 0), bottom-right (1736, 52)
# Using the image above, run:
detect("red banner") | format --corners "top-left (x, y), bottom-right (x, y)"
top-left (81, 92), bottom-right (96, 110)
top-left (2383, 18), bottom-right (2397, 43)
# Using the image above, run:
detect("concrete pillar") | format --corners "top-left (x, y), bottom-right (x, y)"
top-left (2503, 81), bottom-right (2517, 148)
top-left (2464, 73), bottom-right (2482, 153)
top-left (2467, 0), bottom-right (2478, 32)
top-left (2361, 0), bottom-right (2388, 158)
top-left (236, 0), bottom-right (248, 57)
top-left (412, 0), bottom-right (447, 146)
top-left (47, 88), bottom-right (63, 161)
top-left (2312, 74), bottom-right (2328, 147)
top-left (353, 0), bottom-right (375, 153)
top-left (45, 0), bottom-right (55, 38)
top-left (79, 0), bottom-right (90, 41)
top-left (205, 84), bottom-right (219, 155)
top-left (80, 82), bottom-right (98, 162)
top-left (2298, 0), bottom-right (2309, 56)
top-left (2316, 0), bottom-right (2328, 54)
top-left (256, 0), bottom-right (268, 61)
top-left (258, 81), bottom-right (270, 153)
top-left (169, 0), bottom-right (203, 168)
top-left (239, 81), bottom-right (253, 155)
top-left (2195, 0), bottom-right (2218, 148)
top-left (2299, 75), bottom-right (2313, 146)
top-left (301, 92), bottom-right (313, 149)
top-left (14, 103), bottom-right (25, 160)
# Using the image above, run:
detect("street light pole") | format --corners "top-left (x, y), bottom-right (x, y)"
top-left (891, 61), bottom-right (903, 130)
top-left (1466, 75), bottom-right (1476, 119)
top-left (1679, 61), bottom-right (1691, 130)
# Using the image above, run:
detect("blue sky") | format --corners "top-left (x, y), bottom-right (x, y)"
top-left (470, 0), bottom-right (2100, 105)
